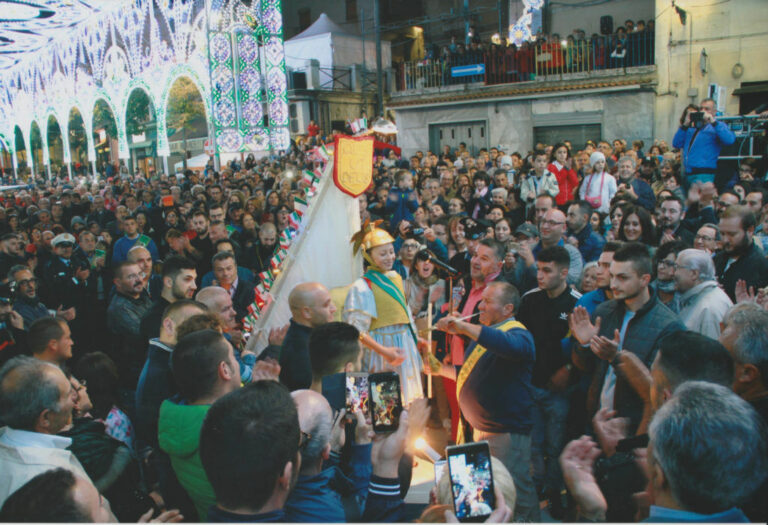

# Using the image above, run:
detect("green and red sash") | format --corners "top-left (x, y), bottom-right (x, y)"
top-left (363, 269), bottom-right (418, 345)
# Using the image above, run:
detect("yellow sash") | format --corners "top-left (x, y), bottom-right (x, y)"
top-left (455, 318), bottom-right (526, 443)
top-left (368, 272), bottom-right (411, 330)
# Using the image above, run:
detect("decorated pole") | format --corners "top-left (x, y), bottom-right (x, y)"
top-left (427, 302), bottom-right (433, 398)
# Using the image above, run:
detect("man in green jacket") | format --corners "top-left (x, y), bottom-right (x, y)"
top-left (158, 329), bottom-right (241, 520)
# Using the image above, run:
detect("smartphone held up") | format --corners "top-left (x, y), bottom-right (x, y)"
top-left (345, 372), bottom-right (369, 417)
top-left (368, 372), bottom-right (403, 433)
top-left (447, 441), bottom-right (495, 522)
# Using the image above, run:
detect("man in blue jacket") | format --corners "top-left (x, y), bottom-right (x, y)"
top-left (434, 280), bottom-right (540, 522)
top-left (672, 98), bottom-right (735, 186)
top-left (285, 389), bottom-right (372, 522)
top-left (615, 156), bottom-right (655, 211)
top-left (199, 380), bottom-right (407, 523)
top-left (566, 201), bottom-right (606, 263)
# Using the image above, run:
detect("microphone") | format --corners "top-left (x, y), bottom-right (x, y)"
top-left (418, 249), bottom-right (460, 276)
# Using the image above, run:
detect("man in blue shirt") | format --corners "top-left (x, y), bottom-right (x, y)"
top-left (615, 156), bottom-right (655, 211)
top-left (112, 214), bottom-right (159, 263)
top-left (672, 98), bottom-right (735, 186)
top-left (435, 281), bottom-right (540, 522)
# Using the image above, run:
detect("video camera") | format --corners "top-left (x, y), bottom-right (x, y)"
top-left (460, 217), bottom-right (490, 241)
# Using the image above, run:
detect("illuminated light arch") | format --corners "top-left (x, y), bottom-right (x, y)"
top-left (13, 125), bottom-right (29, 175)
top-left (157, 65), bottom-right (212, 157)
top-left (44, 109), bottom-right (70, 164)
top-left (0, 0), bottom-right (289, 176)
top-left (123, 81), bottom-right (160, 126)
top-left (29, 120), bottom-right (44, 176)
top-left (67, 105), bottom-right (89, 167)
top-left (45, 113), bottom-right (65, 169)
top-left (91, 96), bottom-right (122, 169)
top-left (0, 133), bottom-right (11, 174)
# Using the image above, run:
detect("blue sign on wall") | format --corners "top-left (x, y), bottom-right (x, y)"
top-left (451, 64), bottom-right (485, 77)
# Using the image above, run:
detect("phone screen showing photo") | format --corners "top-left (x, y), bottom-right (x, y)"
top-left (447, 442), bottom-right (495, 522)
top-left (345, 373), bottom-right (369, 416)
top-left (368, 372), bottom-right (402, 433)
top-left (434, 459), bottom-right (447, 486)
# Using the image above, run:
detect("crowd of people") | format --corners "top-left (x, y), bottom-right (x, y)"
top-left (398, 19), bottom-right (655, 89)
top-left (0, 94), bottom-right (766, 524)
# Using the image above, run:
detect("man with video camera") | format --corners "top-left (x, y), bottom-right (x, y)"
top-left (673, 98), bottom-right (735, 187)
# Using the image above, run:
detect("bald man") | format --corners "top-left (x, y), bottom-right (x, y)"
top-left (279, 283), bottom-right (337, 391)
top-left (127, 245), bottom-right (162, 299)
top-left (532, 209), bottom-right (583, 286)
top-left (284, 390), bottom-right (352, 522)
top-left (196, 286), bottom-right (237, 333)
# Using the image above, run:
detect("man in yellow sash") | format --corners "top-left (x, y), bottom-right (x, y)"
top-left (433, 281), bottom-right (540, 522)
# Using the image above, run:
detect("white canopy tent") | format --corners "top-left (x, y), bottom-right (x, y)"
top-left (284, 13), bottom-right (391, 71)
top-left (174, 154), bottom-right (209, 173)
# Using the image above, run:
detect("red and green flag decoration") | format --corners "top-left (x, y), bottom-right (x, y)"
top-left (258, 268), bottom-right (276, 290)
top-left (288, 211), bottom-right (301, 229)
top-left (293, 196), bottom-right (308, 216)
top-left (279, 229), bottom-right (293, 250)
top-left (302, 169), bottom-right (318, 186)
top-left (270, 249), bottom-right (287, 270)
top-left (310, 144), bottom-right (331, 163)
top-left (243, 160), bottom-right (328, 327)
top-left (348, 117), bottom-right (368, 134)
top-left (243, 313), bottom-right (257, 332)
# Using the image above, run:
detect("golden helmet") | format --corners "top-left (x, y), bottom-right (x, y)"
top-left (351, 218), bottom-right (394, 254)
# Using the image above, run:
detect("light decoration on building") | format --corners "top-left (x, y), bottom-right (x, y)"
top-left (261, 0), bottom-right (290, 151)
top-left (0, 0), bottom-right (290, 179)
top-left (207, 0), bottom-right (289, 154)
top-left (509, 0), bottom-right (544, 46)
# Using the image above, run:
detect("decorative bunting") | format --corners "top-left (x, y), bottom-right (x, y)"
top-left (302, 169), bottom-right (318, 186)
top-left (243, 150), bottom-right (330, 329)
top-left (293, 196), bottom-right (307, 216)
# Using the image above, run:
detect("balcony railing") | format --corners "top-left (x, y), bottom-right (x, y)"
top-left (395, 32), bottom-right (655, 92)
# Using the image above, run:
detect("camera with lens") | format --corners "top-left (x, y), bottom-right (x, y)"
top-left (690, 111), bottom-right (704, 123)
top-left (460, 217), bottom-right (489, 241)
top-left (404, 225), bottom-right (426, 243)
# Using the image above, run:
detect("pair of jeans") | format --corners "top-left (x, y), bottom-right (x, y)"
top-left (473, 429), bottom-right (541, 522)
top-left (530, 385), bottom-right (570, 495)
top-left (685, 172), bottom-right (716, 188)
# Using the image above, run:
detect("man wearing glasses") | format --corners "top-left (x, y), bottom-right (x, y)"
top-left (9, 266), bottom-right (72, 331)
top-left (532, 209), bottom-right (584, 286)
top-left (673, 249), bottom-right (733, 339)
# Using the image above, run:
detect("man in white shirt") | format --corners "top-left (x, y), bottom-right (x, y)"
top-left (0, 356), bottom-right (91, 505)
top-left (674, 249), bottom-right (733, 339)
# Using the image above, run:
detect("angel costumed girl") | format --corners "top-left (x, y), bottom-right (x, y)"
top-left (343, 219), bottom-right (424, 404)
